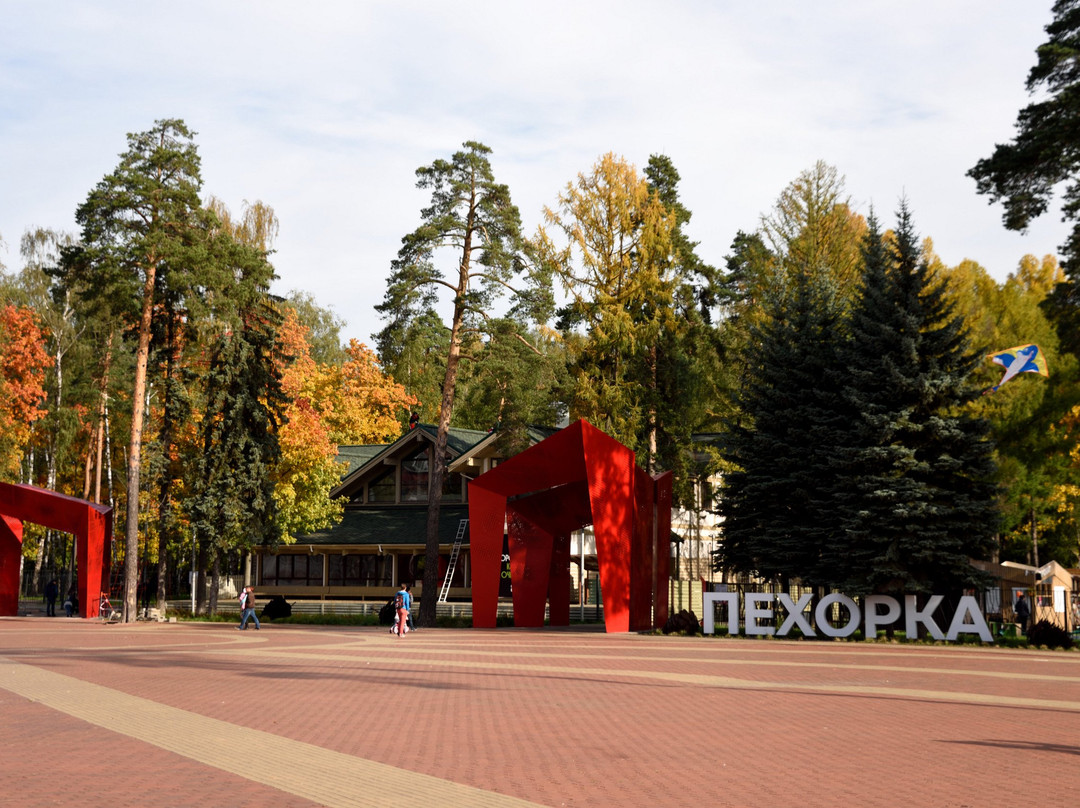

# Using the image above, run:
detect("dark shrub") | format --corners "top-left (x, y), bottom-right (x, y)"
top-left (261, 595), bottom-right (292, 620)
top-left (663, 609), bottom-right (701, 635)
top-left (1026, 619), bottom-right (1073, 649)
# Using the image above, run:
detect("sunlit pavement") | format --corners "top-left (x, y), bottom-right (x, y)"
top-left (2, 618), bottom-right (1078, 807)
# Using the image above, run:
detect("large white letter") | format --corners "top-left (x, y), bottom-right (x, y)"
top-left (864, 595), bottom-right (901, 637)
top-left (904, 595), bottom-right (944, 640)
top-left (815, 594), bottom-right (861, 638)
top-left (777, 593), bottom-right (814, 637)
top-left (946, 595), bottom-right (993, 642)
top-left (703, 592), bottom-right (740, 635)
top-left (745, 593), bottom-right (775, 636)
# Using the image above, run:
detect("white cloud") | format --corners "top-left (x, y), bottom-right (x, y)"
top-left (0, 1), bottom-right (1067, 344)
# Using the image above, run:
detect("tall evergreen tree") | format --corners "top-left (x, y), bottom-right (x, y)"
top-left (188, 299), bottom-right (286, 612)
top-left (375, 141), bottom-right (531, 627)
top-left (454, 317), bottom-right (566, 452)
top-left (968, 0), bottom-right (1080, 353)
top-left (714, 266), bottom-right (848, 586)
top-left (643, 155), bottom-right (723, 497)
top-left (61, 119), bottom-right (216, 621)
top-left (835, 206), bottom-right (999, 596)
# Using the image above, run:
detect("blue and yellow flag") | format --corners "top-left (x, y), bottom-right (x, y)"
top-left (985, 343), bottom-right (1049, 393)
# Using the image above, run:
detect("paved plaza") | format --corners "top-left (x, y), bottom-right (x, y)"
top-left (1, 618), bottom-right (1079, 807)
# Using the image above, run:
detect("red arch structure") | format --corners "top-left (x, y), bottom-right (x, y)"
top-left (468, 420), bottom-right (672, 633)
top-left (0, 482), bottom-right (113, 618)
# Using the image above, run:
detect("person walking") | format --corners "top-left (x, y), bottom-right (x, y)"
top-left (1014, 592), bottom-right (1030, 635)
top-left (44, 579), bottom-right (58, 617)
top-left (394, 583), bottom-right (411, 637)
top-left (238, 585), bottom-right (260, 630)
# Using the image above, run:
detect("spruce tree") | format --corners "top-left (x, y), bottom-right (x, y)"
top-left (835, 205), bottom-right (998, 596)
top-left (715, 265), bottom-right (849, 587)
top-left (188, 299), bottom-right (286, 612)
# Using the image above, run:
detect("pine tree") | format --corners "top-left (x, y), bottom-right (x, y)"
top-left (375, 141), bottom-right (530, 627)
top-left (454, 316), bottom-right (566, 453)
top-left (968, 0), bottom-right (1080, 353)
top-left (644, 155), bottom-right (723, 494)
top-left (835, 206), bottom-right (998, 596)
top-left (60, 120), bottom-right (216, 621)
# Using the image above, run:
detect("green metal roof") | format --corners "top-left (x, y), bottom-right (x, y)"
top-left (290, 504), bottom-right (471, 548)
top-left (334, 445), bottom-right (385, 478)
top-left (412, 424), bottom-right (492, 454)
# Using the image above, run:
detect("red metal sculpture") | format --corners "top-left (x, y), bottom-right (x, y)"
top-left (468, 420), bottom-right (672, 633)
top-left (0, 483), bottom-right (112, 618)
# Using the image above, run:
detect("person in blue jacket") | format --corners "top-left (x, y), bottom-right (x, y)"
top-left (394, 583), bottom-right (411, 637)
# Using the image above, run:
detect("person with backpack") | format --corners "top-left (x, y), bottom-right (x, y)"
top-left (394, 583), bottom-right (411, 637)
top-left (238, 586), bottom-right (260, 630)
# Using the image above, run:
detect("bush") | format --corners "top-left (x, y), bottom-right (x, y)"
top-left (662, 609), bottom-right (702, 635)
top-left (1026, 619), bottom-right (1074, 650)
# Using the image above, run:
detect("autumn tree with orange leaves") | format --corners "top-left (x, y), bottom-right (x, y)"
top-left (274, 309), bottom-right (416, 538)
top-left (0, 304), bottom-right (53, 478)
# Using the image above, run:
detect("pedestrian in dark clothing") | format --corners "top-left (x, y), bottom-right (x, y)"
top-left (1014, 592), bottom-right (1031, 634)
top-left (44, 580), bottom-right (58, 617)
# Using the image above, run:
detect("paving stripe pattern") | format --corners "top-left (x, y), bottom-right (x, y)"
top-left (0, 654), bottom-right (542, 807)
top-left (2, 620), bottom-right (1079, 807)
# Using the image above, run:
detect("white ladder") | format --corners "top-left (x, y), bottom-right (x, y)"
top-left (438, 519), bottom-right (468, 603)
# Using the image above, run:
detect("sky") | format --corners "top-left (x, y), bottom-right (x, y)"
top-left (0, 1), bottom-right (1069, 346)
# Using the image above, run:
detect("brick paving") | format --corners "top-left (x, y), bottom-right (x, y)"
top-left (1, 618), bottom-right (1079, 807)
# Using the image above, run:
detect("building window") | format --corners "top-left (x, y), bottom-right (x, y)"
top-left (262, 554), bottom-right (324, 586)
top-left (400, 448), bottom-right (429, 502)
top-left (327, 553), bottom-right (393, 586)
top-left (367, 468), bottom-right (395, 503)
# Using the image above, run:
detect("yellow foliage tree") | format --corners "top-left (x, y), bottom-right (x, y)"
top-left (273, 309), bottom-right (416, 539)
top-left (319, 340), bottom-right (417, 446)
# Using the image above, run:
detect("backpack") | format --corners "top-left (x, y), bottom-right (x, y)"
top-left (395, 592), bottom-right (404, 609)
top-left (239, 591), bottom-right (247, 609)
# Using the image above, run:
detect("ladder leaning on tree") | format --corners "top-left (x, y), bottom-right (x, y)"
top-left (438, 519), bottom-right (469, 603)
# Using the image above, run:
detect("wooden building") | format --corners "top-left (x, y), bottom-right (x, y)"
top-left (251, 424), bottom-right (555, 604)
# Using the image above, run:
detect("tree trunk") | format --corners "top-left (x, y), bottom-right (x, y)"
top-left (196, 540), bottom-right (208, 615)
top-left (124, 260), bottom-right (157, 622)
top-left (94, 332), bottom-right (113, 505)
top-left (420, 217), bottom-right (473, 628)
top-left (40, 337), bottom-right (65, 594)
top-left (647, 343), bottom-right (658, 474)
top-left (82, 431), bottom-right (96, 501)
top-left (157, 316), bottom-right (179, 612)
top-left (1031, 507), bottom-right (1039, 569)
top-left (421, 332), bottom-right (462, 627)
top-left (209, 553), bottom-right (221, 615)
